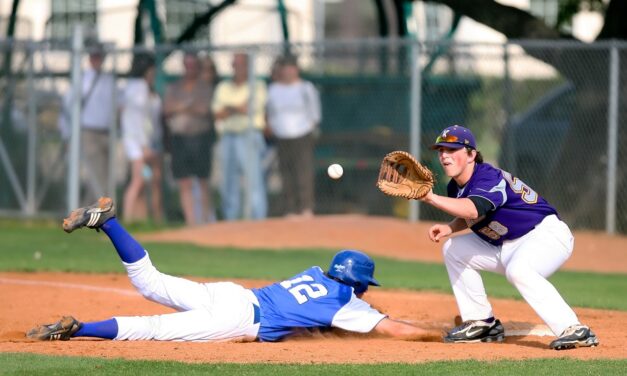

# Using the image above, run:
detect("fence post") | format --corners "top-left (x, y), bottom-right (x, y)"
top-left (108, 46), bottom-right (118, 202)
top-left (67, 25), bottom-right (84, 213)
top-left (409, 40), bottom-right (422, 222)
top-left (26, 43), bottom-right (37, 215)
top-left (243, 50), bottom-right (258, 220)
top-left (605, 43), bottom-right (619, 235)
top-left (502, 43), bottom-right (513, 125)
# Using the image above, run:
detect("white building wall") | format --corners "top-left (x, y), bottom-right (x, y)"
top-left (0, 0), bottom-right (315, 47)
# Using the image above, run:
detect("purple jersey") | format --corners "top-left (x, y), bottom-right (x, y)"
top-left (447, 163), bottom-right (558, 245)
top-left (252, 266), bottom-right (384, 342)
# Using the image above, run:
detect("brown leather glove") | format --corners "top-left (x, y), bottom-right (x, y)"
top-left (376, 151), bottom-right (434, 200)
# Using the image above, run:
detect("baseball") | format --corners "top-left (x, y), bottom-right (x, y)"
top-left (327, 163), bottom-right (343, 179)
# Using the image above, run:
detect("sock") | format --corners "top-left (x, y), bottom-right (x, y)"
top-left (483, 316), bottom-right (495, 324)
top-left (74, 318), bottom-right (118, 339)
top-left (101, 218), bottom-right (147, 263)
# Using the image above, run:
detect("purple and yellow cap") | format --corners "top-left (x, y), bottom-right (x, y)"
top-left (431, 125), bottom-right (476, 150)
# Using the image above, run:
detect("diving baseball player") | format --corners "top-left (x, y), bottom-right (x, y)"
top-left (420, 125), bottom-right (599, 350)
top-left (27, 198), bottom-right (437, 342)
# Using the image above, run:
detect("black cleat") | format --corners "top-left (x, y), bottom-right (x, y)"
top-left (27, 316), bottom-right (82, 341)
top-left (549, 325), bottom-right (599, 350)
top-left (444, 318), bottom-right (505, 343)
top-left (63, 197), bottom-right (115, 233)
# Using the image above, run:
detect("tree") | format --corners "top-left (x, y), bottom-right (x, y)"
top-left (423, 0), bottom-right (627, 230)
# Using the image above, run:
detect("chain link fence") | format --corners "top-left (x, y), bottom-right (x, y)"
top-left (1, 38), bottom-right (625, 233)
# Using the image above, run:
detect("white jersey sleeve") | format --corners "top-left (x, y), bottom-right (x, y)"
top-left (330, 293), bottom-right (387, 333)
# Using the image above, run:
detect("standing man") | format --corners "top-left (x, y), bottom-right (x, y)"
top-left (212, 53), bottom-right (268, 220)
top-left (163, 52), bottom-right (213, 226)
top-left (419, 125), bottom-right (599, 350)
top-left (266, 55), bottom-right (321, 219)
top-left (59, 41), bottom-right (117, 201)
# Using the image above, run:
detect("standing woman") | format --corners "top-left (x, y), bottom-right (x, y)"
top-left (266, 55), bottom-right (321, 218)
top-left (121, 54), bottom-right (164, 223)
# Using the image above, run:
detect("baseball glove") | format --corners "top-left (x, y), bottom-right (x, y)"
top-left (376, 150), bottom-right (434, 200)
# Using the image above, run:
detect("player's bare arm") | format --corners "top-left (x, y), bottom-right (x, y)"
top-left (428, 218), bottom-right (468, 242)
top-left (373, 318), bottom-right (440, 341)
top-left (421, 191), bottom-right (479, 219)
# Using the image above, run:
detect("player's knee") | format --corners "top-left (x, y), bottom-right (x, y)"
top-left (129, 267), bottom-right (164, 299)
top-left (505, 263), bottom-right (531, 285)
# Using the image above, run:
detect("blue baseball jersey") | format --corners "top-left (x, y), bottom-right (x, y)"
top-left (447, 163), bottom-right (558, 246)
top-left (251, 266), bottom-right (386, 342)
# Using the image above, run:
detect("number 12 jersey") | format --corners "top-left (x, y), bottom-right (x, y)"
top-left (252, 266), bottom-right (386, 342)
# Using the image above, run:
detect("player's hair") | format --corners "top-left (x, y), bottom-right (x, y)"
top-left (277, 54), bottom-right (299, 68)
top-left (128, 53), bottom-right (155, 78)
top-left (467, 147), bottom-right (484, 164)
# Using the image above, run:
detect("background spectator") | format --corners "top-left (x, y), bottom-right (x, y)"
top-left (58, 41), bottom-right (117, 202)
top-left (212, 53), bottom-right (268, 220)
top-left (265, 55), bottom-right (321, 219)
top-left (121, 53), bottom-right (163, 223)
top-left (163, 52), bottom-right (213, 226)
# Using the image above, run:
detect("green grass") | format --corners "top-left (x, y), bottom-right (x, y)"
top-left (1, 353), bottom-right (626, 375)
top-left (1, 221), bottom-right (626, 311)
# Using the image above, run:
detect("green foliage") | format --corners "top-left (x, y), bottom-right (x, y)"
top-left (557, 0), bottom-right (606, 31)
top-left (1, 353), bottom-right (626, 375)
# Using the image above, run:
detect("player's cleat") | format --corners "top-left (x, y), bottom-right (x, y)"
top-left (26, 316), bottom-right (82, 341)
top-left (63, 197), bottom-right (115, 233)
top-left (549, 324), bottom-right (599, 350)
top-left (444, 318), bottom-right (505, 343)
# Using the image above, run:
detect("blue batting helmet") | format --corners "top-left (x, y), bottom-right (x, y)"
top-left (327, 250), bottom-right (380, 294)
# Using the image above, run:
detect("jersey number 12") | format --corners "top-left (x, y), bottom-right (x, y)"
top-left (280, 275), bottom-right (329, 304)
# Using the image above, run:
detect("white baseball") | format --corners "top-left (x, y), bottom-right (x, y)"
top-left (327, 163), bottom-right (343, 179)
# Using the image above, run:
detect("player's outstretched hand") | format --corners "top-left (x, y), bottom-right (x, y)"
top-left (428, 224), bottom-right (452, 242)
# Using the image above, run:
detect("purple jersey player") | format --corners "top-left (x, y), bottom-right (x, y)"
top-left (26, 198), bottom-right (438, 343)
top-left (419, 125), bottom-right (598, 350)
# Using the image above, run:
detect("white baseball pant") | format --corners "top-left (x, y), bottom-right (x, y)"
top-left (113, 253), bottom-right (260, 341)
top-left (442, 214), bottom-right (579, 335)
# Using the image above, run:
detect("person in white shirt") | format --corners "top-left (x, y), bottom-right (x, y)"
top-left (58, 42), bottom-right (118, 201)
top-left (266, 56), bottom-right (321, 218)
top-left (121, 54), bottom-right (163, 223)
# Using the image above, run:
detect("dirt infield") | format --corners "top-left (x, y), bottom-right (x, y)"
top-left (1, 215), bottom-right (626, 363)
